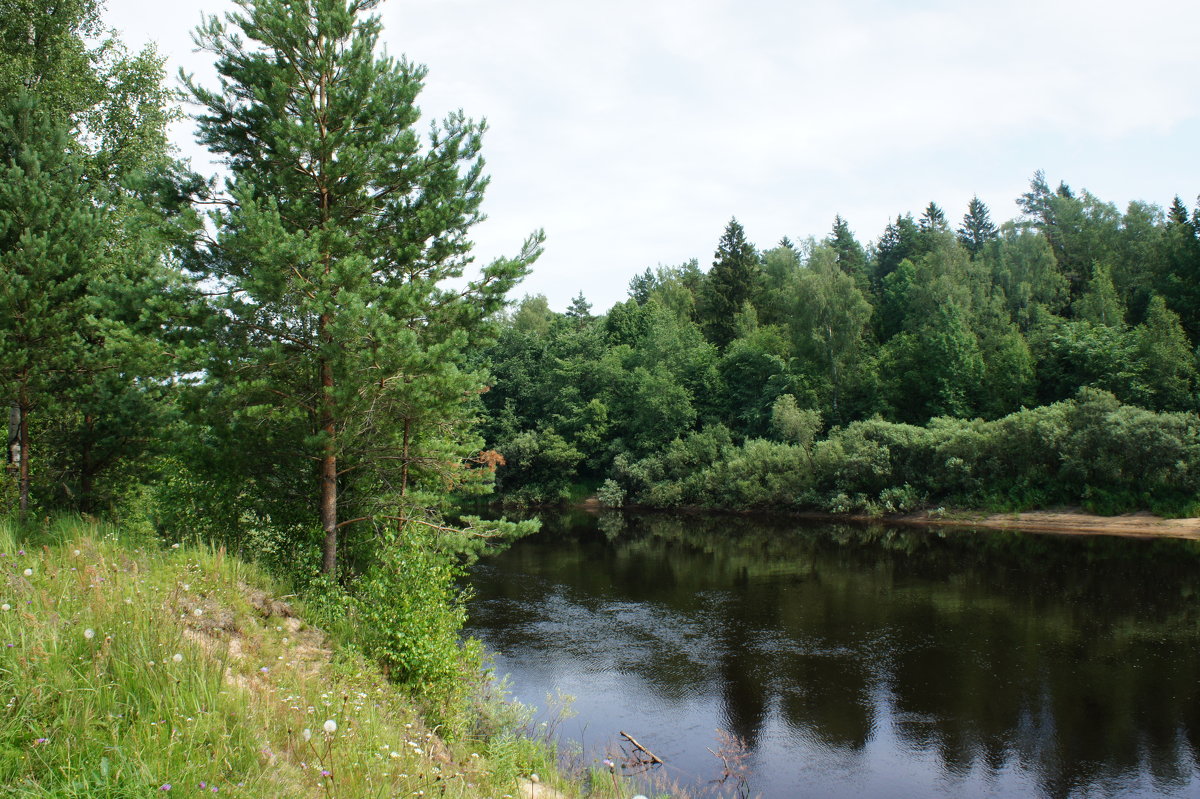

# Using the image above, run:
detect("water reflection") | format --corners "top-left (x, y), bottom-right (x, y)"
top-left (464, 511), bottom-right (1200, 798)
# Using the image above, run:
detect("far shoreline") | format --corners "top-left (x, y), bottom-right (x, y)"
top-left (562, 497), bottom-right (1200, 541)
top-left (890, 508), bottom-right (1200, 540)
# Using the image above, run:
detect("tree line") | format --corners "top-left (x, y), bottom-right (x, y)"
top-left (481, 180), bottom-right (1200, 516)
top-left (7, 0), bottom-right (1200, 578)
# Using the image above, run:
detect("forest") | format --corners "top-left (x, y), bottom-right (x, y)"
top-left (5, 0), bottom-right (1200, 731)
top-left (480, 186), bottom-right (1200, 517)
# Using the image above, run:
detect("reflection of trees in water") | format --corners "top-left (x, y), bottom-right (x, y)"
top-left (471, 511), bottom-right (1200, 795)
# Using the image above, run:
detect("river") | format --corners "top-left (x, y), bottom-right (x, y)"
top-left (463, 510), bottom-right (1200, 798)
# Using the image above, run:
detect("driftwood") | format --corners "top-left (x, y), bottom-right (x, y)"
top-left (619, 730), bottom-right (663, 765)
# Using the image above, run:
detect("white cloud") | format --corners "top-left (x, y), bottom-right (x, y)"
top-left (103, 0), bottom-right (1200, 310)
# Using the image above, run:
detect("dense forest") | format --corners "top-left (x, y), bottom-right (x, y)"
top-left (479, 186), bottom-right (1200, 516)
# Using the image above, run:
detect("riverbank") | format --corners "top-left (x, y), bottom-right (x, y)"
top-left (899, 507), bottom-right (1200, 539)
top-left (565, 497), bottom-right (1200, 540)
top-left (0, 516), bottom-right (598, 798)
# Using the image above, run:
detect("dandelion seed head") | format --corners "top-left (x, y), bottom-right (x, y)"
top-left (1, 604), bottom-right (9, 612)
top-left (173, 653), bottom-right (183, 663)
top-left (323, 719), bottom-right (337, 733)
top-left (23, 569), bottom-right (32, 577)
top-left (302, 728), bottom-right (312, 741)
top-left (83, 628), bottom-right (95, 640)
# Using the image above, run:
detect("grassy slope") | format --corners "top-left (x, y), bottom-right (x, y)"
top-left (0, 517), bottom-right (591, 799)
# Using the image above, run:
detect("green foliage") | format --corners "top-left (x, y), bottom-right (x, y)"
top-left (770, 394), bottom-right (822, 448)
top-left (608, 390), bottom-right (1200, 517)
top-left (494, 429), bottom-right (584, 504)
top-left (957, 196), bottom-right (998, 258)
top-left (341, 526), bottom-right (472, 724)
top-left (597, 479), bottom-right (626, 508)
top-left (184, 0), bottom-right (540, 574)
top-left (699, 218), bottom-right (762, 349)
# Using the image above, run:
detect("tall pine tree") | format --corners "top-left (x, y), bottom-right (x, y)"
top-left (186, 0), bottom-right (540, 574)
top-left (0, 97), bottom-right (104, 520)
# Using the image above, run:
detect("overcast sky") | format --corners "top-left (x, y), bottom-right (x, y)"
top-left (102, 0), bottom-right (1200, 312)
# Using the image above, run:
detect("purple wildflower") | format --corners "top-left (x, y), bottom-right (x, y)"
top-left (321, 770), bottom-right (331, 778)
top-left (159, 784), bottom-right (172, 792)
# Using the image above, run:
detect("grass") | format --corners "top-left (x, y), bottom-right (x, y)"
top-left (0, 515), bottom-right (636, 799)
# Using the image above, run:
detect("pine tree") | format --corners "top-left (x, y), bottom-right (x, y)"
top-left (186, 0), bottom-right (540, 574)
top-left (957, 195), bottom-right (998, 258)
top-left (1017, 169), bottom-right (1054, 227)
top-left (0, 97), bottom-right (105, 520)
top-left (1, 0), bottom-right (195, 515)
top-left (699, 218), bottom-right (761, 349)
top-left (565, 292), bottom-right (593, 326)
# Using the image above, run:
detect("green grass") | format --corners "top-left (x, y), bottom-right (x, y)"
top-left (0, 516), bottom-right (614, 799)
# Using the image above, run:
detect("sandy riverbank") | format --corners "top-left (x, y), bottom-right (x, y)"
top-left (896, 508), bottom-right (1200, 540)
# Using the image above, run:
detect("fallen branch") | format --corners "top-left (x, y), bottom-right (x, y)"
top-left (620, 731), bottom-right (663, 765)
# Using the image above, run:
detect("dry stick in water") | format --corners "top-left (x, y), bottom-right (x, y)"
top-left (619, 731), bottom-right (663, 765)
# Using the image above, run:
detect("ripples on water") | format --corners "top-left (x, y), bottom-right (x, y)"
top-left (464, 511), bottom-right (1200, 798)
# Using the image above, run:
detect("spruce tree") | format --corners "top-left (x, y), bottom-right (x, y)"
top-left (873, 213), bottom-right (919, 287)
top-left (186, 0), bottom-right (540, 574)
top-left (700, 217), bottom-right (761, 349)
top-left (957, 195), bottom-right (998, 258)
top-left (828, 215), bottom-right (866, 277)
top-left (919, 202), bottom-right (948, 233)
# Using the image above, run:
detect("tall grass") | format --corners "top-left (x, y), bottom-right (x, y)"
top-left (0, 516), bottom-right (591, 798)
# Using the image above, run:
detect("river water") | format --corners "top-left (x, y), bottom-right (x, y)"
top-left (463, 510), bottom-right (1200, 798)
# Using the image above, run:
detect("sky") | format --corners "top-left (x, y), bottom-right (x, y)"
top-left (102, 0), bottom-right (1200, 313)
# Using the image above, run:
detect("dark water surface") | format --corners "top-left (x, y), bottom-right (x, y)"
top-left (463, 511), bottom-right (1200, 798)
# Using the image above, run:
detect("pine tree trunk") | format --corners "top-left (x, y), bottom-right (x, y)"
top-left (319, 348), bottom-right (338, 575)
